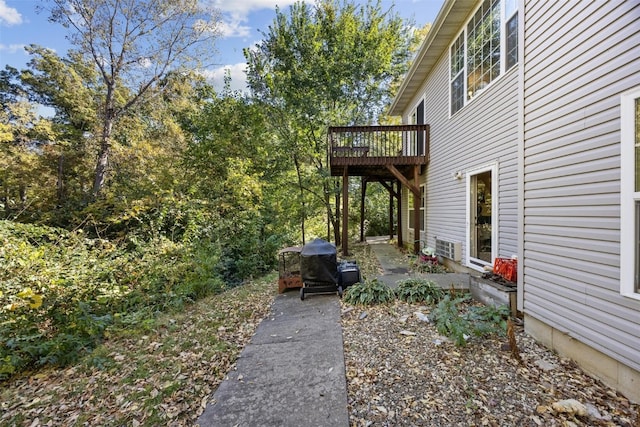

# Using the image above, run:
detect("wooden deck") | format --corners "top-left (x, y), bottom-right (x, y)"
top-left (329, 124), bottom-right (429, 179)
top-left (328, 124), bottom-right (430, 255)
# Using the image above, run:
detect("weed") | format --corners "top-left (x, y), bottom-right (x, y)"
top-left (430, 294), bottom-right (509, 346)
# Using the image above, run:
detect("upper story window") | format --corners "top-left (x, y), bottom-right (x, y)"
top-left (505, 0), bottom-right (518, 70)
top-left (450, 0), bottom-right (519, 115)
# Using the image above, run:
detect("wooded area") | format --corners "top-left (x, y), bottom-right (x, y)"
top-left (0, 0), bottom-right (424, 377)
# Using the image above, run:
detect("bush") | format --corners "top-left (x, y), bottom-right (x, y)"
top-left (395, 278), bottom-right (445, 304)
top-left (343, 279), bottom-right (395, 305)
top-left (0, 220), bottom-right (228, 379)
top-left (430, 294), bottom-right (509, 346)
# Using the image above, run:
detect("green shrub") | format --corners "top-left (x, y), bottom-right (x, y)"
top-left (430, 294), bottom-right (472, 346)
top-left (466, 303), bottom-right (509, 336)
top-left (430, 294), bottom-right (509, 346)
top-left (343, 279), bottom-right (395, 305)
top-left (0, 220), bottom-right (229, 379)
top-left (395, 278), bottom-right (444, 304)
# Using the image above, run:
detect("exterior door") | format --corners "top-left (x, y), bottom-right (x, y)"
top-left (468, 167), bottom-right (495, 267)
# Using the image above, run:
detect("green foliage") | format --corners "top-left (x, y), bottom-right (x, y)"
top-left (343, 278), bottom-right (394, 305)
top-left (395, 278), bottom-right (444, 304)
top-left (245, 0), bottom-right (415, 244)
top-left (466, 303), bottom-right (510, 336)
top-left (430, 294), bottom-right (509, 346)
top-left (0, 220), bottom-right (228, 379)
top-left (409, 256), bottom-right (449, 274)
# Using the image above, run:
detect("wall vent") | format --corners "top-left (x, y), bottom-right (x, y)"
top-left (435, 238), bottom-right (461, 262)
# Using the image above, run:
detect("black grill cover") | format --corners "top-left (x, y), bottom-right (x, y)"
top-left (300, 238), bottom-right (338, 284)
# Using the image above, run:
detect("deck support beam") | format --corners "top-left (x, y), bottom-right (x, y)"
top-left (342, 166), bottom-right (349, 256)
top-left (360, 177), bottom-right (367, 243)
top-left (386, 165), bottom-right (421, 253)
top-left (413, 165), bottom-right (421, 254)
top-left (379, 180), bottom-right (399, 242)
top-left (397, 180), bottom-right (403, 248)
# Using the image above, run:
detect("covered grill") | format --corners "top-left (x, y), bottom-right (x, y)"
top-left (299, 238), bottom-right (339, 300)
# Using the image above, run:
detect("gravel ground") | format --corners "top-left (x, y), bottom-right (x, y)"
top-left (340, 300), bottom-right (639, 427)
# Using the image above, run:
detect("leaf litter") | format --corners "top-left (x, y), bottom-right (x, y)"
top-left (0, 276), bottom-right (277, 426)
top-left (2, 243), bottom-right (639, 427)
top-left (342, 242), bottom-right (639, 427)
top-left (341, 299), bottom-right (639, 427)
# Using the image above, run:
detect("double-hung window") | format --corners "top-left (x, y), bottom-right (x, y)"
top-left (621, 87), bottom-right (640, 299)
top-left (450, 0), bottom-right (519, 115)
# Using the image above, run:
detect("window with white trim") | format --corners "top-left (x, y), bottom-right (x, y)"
top-left (408, 185), bottom-right (425, 231)
top-left (504, 0), bottom-right (518, 71)
top-left (449, 0), bottom-right (519, 115)
top-left (621, 87), bottom-right (640, 298)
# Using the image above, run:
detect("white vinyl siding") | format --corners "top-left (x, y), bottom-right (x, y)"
top-left (404, 48), bottom-right (519, 267)
top-left (523, 0), bottom-right (640, 372)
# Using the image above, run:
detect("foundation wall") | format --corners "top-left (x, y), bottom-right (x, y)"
top-left (525, 314), bottom-right (639, 404)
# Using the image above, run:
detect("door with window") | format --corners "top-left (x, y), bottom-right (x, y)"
top-left (468, 167), bottom-right (495, 267)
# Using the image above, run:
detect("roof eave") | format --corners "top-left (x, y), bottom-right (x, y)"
top-left (389, 0), bottom-right (476, 117)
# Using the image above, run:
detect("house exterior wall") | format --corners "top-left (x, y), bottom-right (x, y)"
top-left (522, 0), bottom-right (640, 384)
top-left (401, 18), bottom-right (520, 272)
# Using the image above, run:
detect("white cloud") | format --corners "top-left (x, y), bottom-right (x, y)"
top-left (0, 43), bottom-right (25, 54)
top-left (208, 0), bottom-right (298, 38)
top-left (200, 63), bottom-right (249, 93)
top-left (212, 0), bottom-right (298, 17)
top-left (0, 0), bottom-right (22, 26)
top-left (217, 19), bottom-right (251, 38)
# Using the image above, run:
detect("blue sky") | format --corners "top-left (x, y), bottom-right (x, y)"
top-left (0, 0), bottom-right (444, 93)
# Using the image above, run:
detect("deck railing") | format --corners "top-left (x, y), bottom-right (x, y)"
top-left (328, 124), bottom-right (429, 165)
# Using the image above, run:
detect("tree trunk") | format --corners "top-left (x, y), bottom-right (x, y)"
top-left (19, 185), bottom-right (27, 209)
top-left (93, 118), bottom-right (113, 197)
top-left (333, 178), bottom-right (341, 246)
top-left (293, 155), bottom-right (306, 245)
top-left (93, 86), bottom-right (116, 198)
top-left (56, 154), bottom-right (65, 205)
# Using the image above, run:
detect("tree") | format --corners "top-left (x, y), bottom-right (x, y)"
top-left (0, 98), bottom-right (57, 219)
top-left (45, 0), bottom-right (221, 197)
top-left (244, 0), bottom-right (414, 245)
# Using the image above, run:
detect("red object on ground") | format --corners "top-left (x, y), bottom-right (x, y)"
top-left (494, 258), bottom-right (517, 282)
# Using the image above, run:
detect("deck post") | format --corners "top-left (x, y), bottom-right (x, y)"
top-left (360, 177), bottom-right (367, 242)
top-left (413, 165), bottom-right (421, 254)
top-left (342, 166), bottom-right (349, 256)
top-left (397, 180), bottom-right (403, 248)
top-left (388, 181), bottom-right (394, 240)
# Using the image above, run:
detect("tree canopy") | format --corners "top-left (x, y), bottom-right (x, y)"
top-left (45, 0), bottom-right (221, 196)
top-left (244, 0), bottom-right (415, 243)
top-left (0, 0), bottom-right (429, 378)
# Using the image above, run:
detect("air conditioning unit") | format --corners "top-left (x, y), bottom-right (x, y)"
top-left (435, 238), bottom-right (462, 262)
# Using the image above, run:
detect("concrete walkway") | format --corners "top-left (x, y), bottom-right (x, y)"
top-left (198, 238), bottom-right (421, 427)
top-left (197, 292), bottom-right (349, 427)
top-left (366, 236), bottom-right (412, 288)
top-left (367, 236), bottom-right (470, 291)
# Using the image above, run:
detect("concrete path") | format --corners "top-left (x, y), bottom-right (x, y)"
top-left (197, 292), bottom-right (349, 427)
top-left (366, 236), bottom-right (412, 289)
top-left (367, 236), bottom-right (470, 290)
top-left (198, 237), bottom-right (431, 427)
